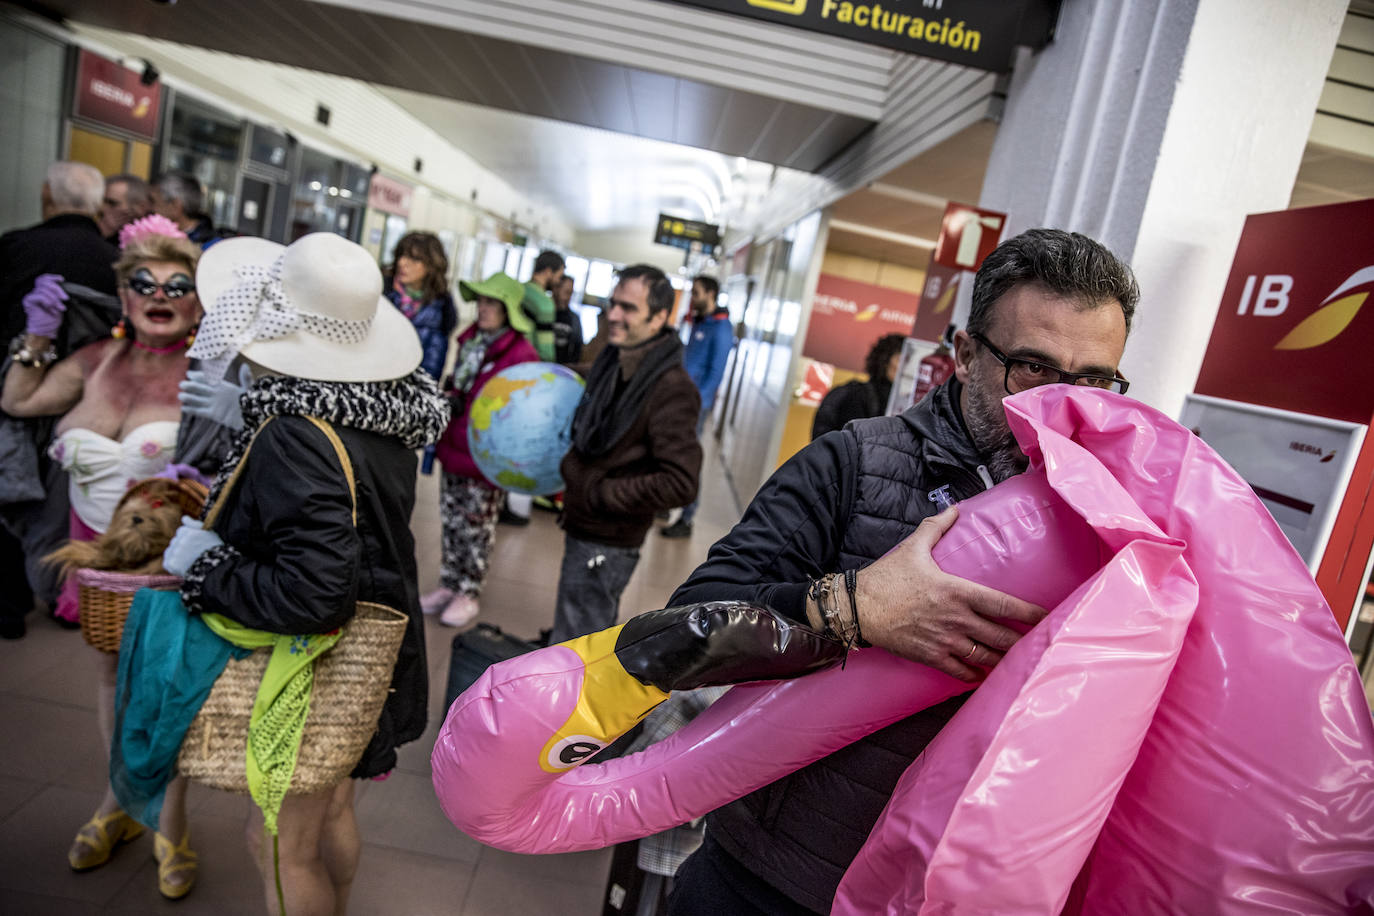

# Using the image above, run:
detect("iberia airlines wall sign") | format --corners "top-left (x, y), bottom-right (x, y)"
top-left (657, 0), bottom-right (1062, 71)
top-left (1194, 198), bottom-right (1374, 425)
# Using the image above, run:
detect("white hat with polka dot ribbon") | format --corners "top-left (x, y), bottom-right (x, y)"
top-left (191, 232), bottom-right (421, 382)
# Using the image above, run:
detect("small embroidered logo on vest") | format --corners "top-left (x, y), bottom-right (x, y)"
top-left (927, 485), bottom-right (955, 511)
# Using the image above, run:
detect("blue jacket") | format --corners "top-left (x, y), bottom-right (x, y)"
top-left (384, 283), bottom-right (458, 380)
top-left (682, 308), bottom-right (733, 411)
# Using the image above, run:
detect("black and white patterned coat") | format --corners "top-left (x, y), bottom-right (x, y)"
top-left (181, 370), bottom-right (448, 778)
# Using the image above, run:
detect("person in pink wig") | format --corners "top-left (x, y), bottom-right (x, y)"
top-left (1, 213), bottom-right (204, 898)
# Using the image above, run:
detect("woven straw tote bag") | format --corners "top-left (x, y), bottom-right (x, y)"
top-left (177, 417), bottom-right (407, 794)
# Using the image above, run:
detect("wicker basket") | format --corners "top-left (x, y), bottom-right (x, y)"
top-left (177, 602), bottom-right (408, 795)
top-left (77, 568), bottom-right (183, 653)
top-left (72, 477), bottom-right (209, 653)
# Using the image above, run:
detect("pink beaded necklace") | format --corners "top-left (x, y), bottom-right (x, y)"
top-left (132, 337), bottom-right (192, 354)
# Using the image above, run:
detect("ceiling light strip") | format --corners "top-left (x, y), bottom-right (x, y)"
top-left (828, 219), bottom-right (937, 249)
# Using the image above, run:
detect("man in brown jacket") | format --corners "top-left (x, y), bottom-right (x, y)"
top-left (550, 264), bottom-right (702, 644)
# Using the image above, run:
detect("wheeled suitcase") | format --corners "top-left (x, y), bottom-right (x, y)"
top-left (602, 839), bottom-right (665, 916)
top-left (443, 622), bottom-right (538, 712)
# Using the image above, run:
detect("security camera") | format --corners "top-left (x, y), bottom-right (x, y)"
top-left (139, 61), bottom-right (159, 85)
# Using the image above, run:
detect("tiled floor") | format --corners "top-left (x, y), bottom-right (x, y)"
top-left (0, 439), bottom-right (741, 914)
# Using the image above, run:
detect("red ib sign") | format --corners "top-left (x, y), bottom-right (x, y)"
top-left (932, 202), bottom-right (1006, 271)
top-left (1194, 198), bottom-right (1374, 424)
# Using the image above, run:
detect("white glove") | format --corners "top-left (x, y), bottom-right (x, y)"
top-left (162, 516), bottom-right (225, 577)
top-left (179, 363), bottom-right (253, 431)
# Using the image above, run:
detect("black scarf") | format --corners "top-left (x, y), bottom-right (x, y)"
top-left (572, 329), bottom-right (683, 459)
top-left (203, 369), bottom-right (450, 515)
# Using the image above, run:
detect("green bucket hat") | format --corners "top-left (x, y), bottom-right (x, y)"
top-left (458, 272), bottom-right (534, 337)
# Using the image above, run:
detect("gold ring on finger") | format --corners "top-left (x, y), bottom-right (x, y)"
top-left (964, 641), bottom-right (980, 660)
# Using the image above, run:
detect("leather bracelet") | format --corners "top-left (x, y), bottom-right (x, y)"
top-left (843, 568), bottom-right (868, 648)
top-left (804, 577), bottom-right (828, 633)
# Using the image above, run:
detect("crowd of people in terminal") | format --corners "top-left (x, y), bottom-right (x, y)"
top-left (0, 161), bottom-right (740, 914)
top-left (3, 159), bottom-right (1366, 916)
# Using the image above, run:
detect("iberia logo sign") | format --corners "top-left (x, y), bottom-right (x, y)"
top-left (89, 77), bottom-right (153, 120)
top-left (814, 294), bottom-right (907, 325)
top-left (803, 273), bottom-right (919, 372)
top-left (73, 50), bottom-right (160, 141)
top-left (1272, 267), bottom-right (1373, 350)
top-left (1194, 199), bottom-right (1374, 425)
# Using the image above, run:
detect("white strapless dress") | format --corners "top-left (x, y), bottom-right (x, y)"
top-left (49, 421), bottom-right (180, 533)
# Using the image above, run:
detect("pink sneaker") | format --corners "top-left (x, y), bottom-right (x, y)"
top-left (420, 587), bottom-right (455, 616)
top-left (439, 593), bottom-right (479, 628)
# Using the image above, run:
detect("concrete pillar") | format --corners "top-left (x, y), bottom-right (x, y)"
top-left (971, 0), bottom-right (1346, 418)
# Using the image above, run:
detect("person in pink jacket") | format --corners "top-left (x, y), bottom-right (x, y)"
top-left (423, 272), bottom-right (538, 627)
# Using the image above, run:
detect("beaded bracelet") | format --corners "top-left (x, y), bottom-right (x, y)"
top-left (8, 334), bottom-right (56, 369)
top-left (809, 571), bottom-right (865, 652)
top-left (808, 572), bottom-right (851, 668)
top-left (807, 573), bottom-right (840, 635)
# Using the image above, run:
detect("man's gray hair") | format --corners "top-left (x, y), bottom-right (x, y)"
top-left (969, 228), bottom-right (1140, 337)
top-left (45, 161), bottom-right (105, 215)
top-left (107, 173), bottom-right (151, 208)
top-left (153, 171), bottom-right (206, 218)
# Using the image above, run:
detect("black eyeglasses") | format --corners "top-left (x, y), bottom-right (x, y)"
top-left (127, 276), bottom-right (196, 299)
top-left (971, 332), bottom-right (1129, 395)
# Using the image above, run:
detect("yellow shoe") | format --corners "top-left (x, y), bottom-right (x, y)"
top-left (154, 830), bottom-right (198, 900)
top-left (68, 809), bottom-right (146, 871)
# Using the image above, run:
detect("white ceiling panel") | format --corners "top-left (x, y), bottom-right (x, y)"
top-left (64, 17), bottom-right (792, 233)
top-left (34, 0), bottom-right (884, 171)
top-left (377, 85), bottom-right (784, 230)
top-left (309, 0), bottom-right (894, 114)
top-left (36, 0), bottom-right (1023, 243)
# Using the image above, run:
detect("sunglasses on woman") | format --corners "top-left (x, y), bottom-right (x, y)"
top-left (128, 274), bottom-right (195, 299)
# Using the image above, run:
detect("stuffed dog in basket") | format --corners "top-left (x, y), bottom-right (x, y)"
top-left (45, 478), bottom-right (206, 578)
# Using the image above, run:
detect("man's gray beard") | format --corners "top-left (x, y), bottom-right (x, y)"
top-left (964, 377), bottom-right (1028, 484)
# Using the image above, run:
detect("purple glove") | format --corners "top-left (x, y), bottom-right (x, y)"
top-left (154, 462), bottom-right (212, 487)
top-left (22, 274), bottom-right (68, 338)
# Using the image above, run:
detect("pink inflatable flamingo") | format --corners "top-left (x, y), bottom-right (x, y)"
top-left (432, 387), bottom-right (1374, 913)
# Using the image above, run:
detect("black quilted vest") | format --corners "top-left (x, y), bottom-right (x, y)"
top-left (706, 379), bottom-right (991, 914)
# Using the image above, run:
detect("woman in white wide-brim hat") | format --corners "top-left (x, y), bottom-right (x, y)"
top-left (160, 231), bottom-right (449, 916)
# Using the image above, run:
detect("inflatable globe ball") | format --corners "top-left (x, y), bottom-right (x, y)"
top-left (467, 362), bottom-right (586, 496)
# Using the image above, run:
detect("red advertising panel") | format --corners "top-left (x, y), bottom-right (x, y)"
top-left (729, 242), bottom-right (750, 277)
top-left (804, 274), bottom-right (920, 372)
top-left (367, 174), bottom-right (413, 216)
top-left (1194, 198), bottom-right (1374, 425)
top-left (72, 50), bottom-right (161, 141)
top-left (932, 202), bottom-right (1006, 271)
top-left (913, 259), bottom-right (962, 341)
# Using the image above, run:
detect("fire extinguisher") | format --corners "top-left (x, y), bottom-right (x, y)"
top-left (911, 324), bottom-right (956, 407)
